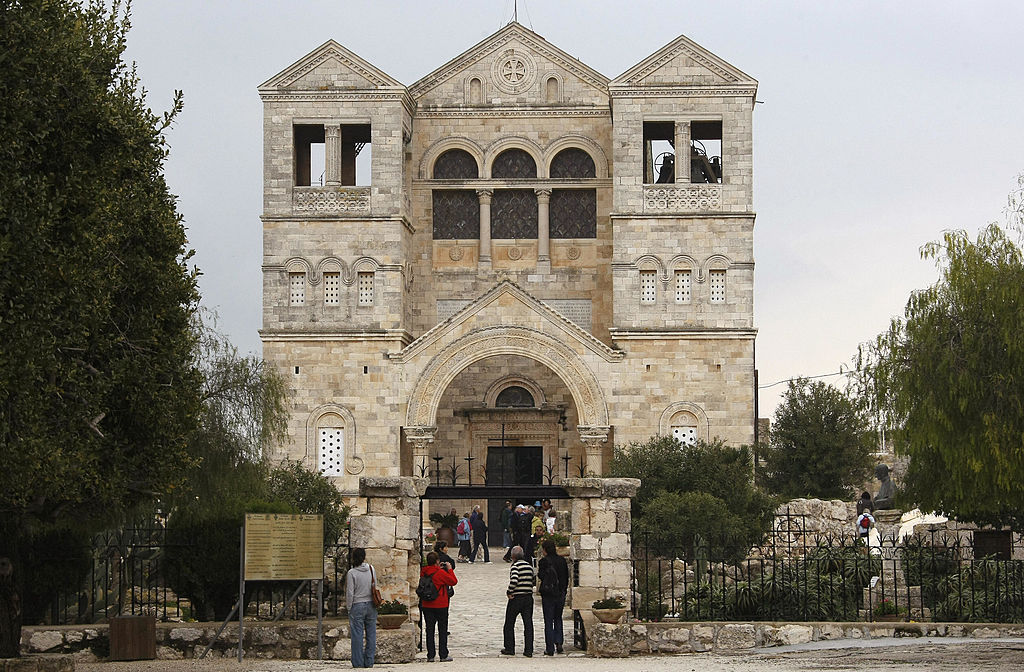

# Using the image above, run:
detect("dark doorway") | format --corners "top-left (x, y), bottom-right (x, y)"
top-left (486, 446), bottom-right (541, 546)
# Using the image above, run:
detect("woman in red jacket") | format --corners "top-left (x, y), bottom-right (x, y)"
top-left (420, 551), bottom-right (458, 662)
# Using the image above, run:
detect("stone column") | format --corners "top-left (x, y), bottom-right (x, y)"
top-left (674, 120), bottom-right (690, 184)
top-left (565, 477), bottom-right (640, 652)
top-left (536, 188), bottom-right (552, 273)
top-left (325, 124), bottom-right (342, 186)
top-left (405, 426), bottom-right (436, 479)
top-left (578, 426), bottom-right (610, 476)
top-left (477, 189), bottom-right (493, 267)
top-left (348, 477), bottom-right (427, 663)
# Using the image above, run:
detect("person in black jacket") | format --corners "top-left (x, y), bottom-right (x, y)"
top-left (469, 510), bottom-right (490, 563)
top-left (537, 539), bottom-right (569, 655)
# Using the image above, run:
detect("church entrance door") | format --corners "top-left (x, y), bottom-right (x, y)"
top-left (485, 446), bottom-right (541, 547)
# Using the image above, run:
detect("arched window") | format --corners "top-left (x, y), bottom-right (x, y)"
top-left (495, 385), bottom-right (536, 408)
top-left (318, 418), bottom-right (345, 476)
top-left (491, 149), bottom-right (537, 179)
top-left (549, 148), bottom-right (595, 179)
top-left (433, 149), bottom-right (479, 180)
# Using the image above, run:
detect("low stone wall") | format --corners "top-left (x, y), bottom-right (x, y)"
top-left (21, 620), bottom-right (416, 664)
top-left (587, 621), bottom-right (1024, 657)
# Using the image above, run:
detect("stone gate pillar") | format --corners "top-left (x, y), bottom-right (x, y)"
top-left (350, 477), bottom-right (428, 607)
top-left (565, 478), bottom-right (640, 629)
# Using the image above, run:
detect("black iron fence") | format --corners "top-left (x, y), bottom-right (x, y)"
top-left (631, 516), bottom-right (1024, 623)
top-left (36, 524), bottom-right (350, 625)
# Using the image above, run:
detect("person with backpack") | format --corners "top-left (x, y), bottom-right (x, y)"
top-left (538, 539), bottom-right (569, 655)
top-left (455, 512), bottom-right (472, 562)
top-left (418, 551), bottom-right (458, 662)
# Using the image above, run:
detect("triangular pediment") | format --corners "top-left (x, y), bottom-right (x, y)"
top-left (612, 34), bottom-right (756, 89)
top-left (394, 280), bottom-right (622, 364)
top-left (259, 40), bottom-right (405, 92)
top-left (409, 22), bottom-right (609, 106)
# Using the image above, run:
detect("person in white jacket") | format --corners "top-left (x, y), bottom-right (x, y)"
top-left (346, 548), bottom-right (377, 667)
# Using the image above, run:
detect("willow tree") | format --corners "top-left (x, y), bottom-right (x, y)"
top-left (855, 181), bottom-right (1024, 527)
top-left (0, 1), bottom-right (199, 654)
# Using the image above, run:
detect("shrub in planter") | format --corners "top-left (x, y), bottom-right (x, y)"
top-left (377, 599), bottom-right (408, 615)
top-left (592, 597), bottom-right (625, 610)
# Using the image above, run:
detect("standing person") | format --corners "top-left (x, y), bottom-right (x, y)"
top-left (469, 504), bottom-right (481, 525)
top-left (500, 501), bottom-right (514, 560)
top-left (500, 545), bottom-right (535, 657)
top-left (514, 505), bottom-right (530, 551)
top-left (526, 507), bottom-right (544, 565)
top-left (470, 508), bottom-right (490, 563)
top-left (538, 539), bottom-right (569, 655)
top-left (456, 511), bottom-right (472, 562)
top-left (419, 551), bottom-right (458, 662)
top-left (345, 548), bottom-right (377, 668)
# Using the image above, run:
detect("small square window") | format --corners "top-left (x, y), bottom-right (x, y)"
top-left (318, 427), bottom-right (344, 477)
top-left (289, 272), bottom-right (306, 306)
top-left (709, 270), bottom-right (726, 303)
top-left (640, 270), bottom-right (656, 304)
top-left (323, 272), bottom-right (340, 306)
top-left (672, 426), bottom-right (697, 447)
top-left (357, 271), bottom-right (374, 306)
top-left (675, 270), bottom-right (691, 303)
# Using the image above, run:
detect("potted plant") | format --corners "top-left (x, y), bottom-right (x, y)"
top-left (549, 532), bottom-right (570, 556)
top-left (592, 596), bottom-right (628, 624)
top-left (872, 599), bottom-right (904, 622)
top-left (429, 512), bottom-right (459, 547)
top-left (377, 600), bottom-right (409, 629)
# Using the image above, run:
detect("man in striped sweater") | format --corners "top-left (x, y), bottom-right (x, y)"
top-left (500, 545), bottom-right (536, 657)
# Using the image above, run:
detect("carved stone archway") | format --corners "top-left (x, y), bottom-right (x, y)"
top-left (405, 325), bottom-right (611, 471)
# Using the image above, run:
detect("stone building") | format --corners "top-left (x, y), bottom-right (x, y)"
top-left (258, 22), bottom-right (758, 524)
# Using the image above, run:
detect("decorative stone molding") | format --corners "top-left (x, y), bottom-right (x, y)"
top-left (483, 375), bottom-right (546, 408)
top-left (305, 404), bottom-right (357, 474)
top-left (293, 186), bottom-right (370, 213)
top-left (643, 184), bottom-right (722, 212)
top-left (405, 325), bottom-right (610, 429)
top-left (658, 401), bottom-right (710, 442)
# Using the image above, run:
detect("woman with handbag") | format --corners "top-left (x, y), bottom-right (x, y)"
top-left (346, 547), bottom-right (381, 668)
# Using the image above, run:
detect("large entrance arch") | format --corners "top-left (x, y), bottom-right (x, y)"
top-left (404, 325), bottom-right (611, 473)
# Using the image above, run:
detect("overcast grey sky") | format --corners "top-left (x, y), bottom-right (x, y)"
top-left (122, 1), bottom-right (1024, 418)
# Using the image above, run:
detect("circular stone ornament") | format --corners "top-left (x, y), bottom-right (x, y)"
top-left (492, 48), bottom-right (536, 95)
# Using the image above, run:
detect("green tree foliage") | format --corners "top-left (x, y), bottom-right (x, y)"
top-left (758, 378), bottom-right (874, 500)
top-left (0, 0), bottom-right (200, 530)
top-left (855, 180), bottom-right (1024, 527)
top-left (609, 437), bottom-right (776, 563)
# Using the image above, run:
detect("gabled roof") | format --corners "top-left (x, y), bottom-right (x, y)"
top-left (391, 279), bottom-right (623, 363)
top-left (611, 33), bottom-right (756, 89)
top-left (408, 22), bottom-right (610, 100)
top-left (258, 40), bottom-right (405, 92)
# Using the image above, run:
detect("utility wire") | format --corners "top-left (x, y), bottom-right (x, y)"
top-left (758, 371), bottom-right (846, 390)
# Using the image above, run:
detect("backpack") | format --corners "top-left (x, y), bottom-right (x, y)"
top-left (457, 519), bottom-right (468, 535)
top-left (416, 573), bottom-right (440, 602)
top-left (539, 560), bottom-right (561, 598)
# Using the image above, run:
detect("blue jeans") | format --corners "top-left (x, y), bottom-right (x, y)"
top-left (542, 594), bottom-right (565, 653)
top-left (349, 600), bottom-right (377, 667)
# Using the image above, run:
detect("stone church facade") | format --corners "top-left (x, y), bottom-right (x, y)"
top-left (258, 23), bottom-right (758, 504)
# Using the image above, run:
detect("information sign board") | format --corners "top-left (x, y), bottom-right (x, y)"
top-left (244, 513), bottom-right (323, 581)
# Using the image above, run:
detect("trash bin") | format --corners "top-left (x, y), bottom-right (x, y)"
top-left (109, 614), bottom-right (156, 660)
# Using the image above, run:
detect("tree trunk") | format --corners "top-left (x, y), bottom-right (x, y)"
top-left (0, 556), bottom-right (21, 658)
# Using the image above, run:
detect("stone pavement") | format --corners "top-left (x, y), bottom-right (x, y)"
top-left (427, 547), bottom-right (576, 659)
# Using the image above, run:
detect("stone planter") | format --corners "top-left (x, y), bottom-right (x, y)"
top-left (378, 613), bottom-right (408, 629)
top-left (435, 527), bottom-right (456, 548)
top-left (873, 614), bottom-right (903, 622)
top-left (592, 607), bottom-right (627, 624)
top-left (556, 545), bottom-right (570, 557)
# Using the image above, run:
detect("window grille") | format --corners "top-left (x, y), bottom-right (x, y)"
top-left (549, 148), bottom-right (596, 179)
top-left (289, 272), bottom-right (305, 306)
top-left (491, 190), bottom-right (538, 239)
top-left (358, 272), bottom-right (373, 305)
top-left (433, 149), bottom-right (478, 179)
top-left (672, 426), bottom-right (697, 447)
top-left (640, 270), bottom-right (656, 304)
top-left (709, 270), bottom-right (726, 303)
top-left (318, 427), bottom-right (344, 477)
top-left (491, 149), bottom-right (537, 179)
top-left (432, 190), bottom-right (480, 239)
top-left (550, 189), bottom-right (596, 239)
top-left (323, 272), bottom-right (340, 306)
top-left (675, 270), bottom-right (691, 303)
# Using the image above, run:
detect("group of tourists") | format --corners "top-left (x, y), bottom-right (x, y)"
top-left (345, 498), bottom-right (568, 666)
